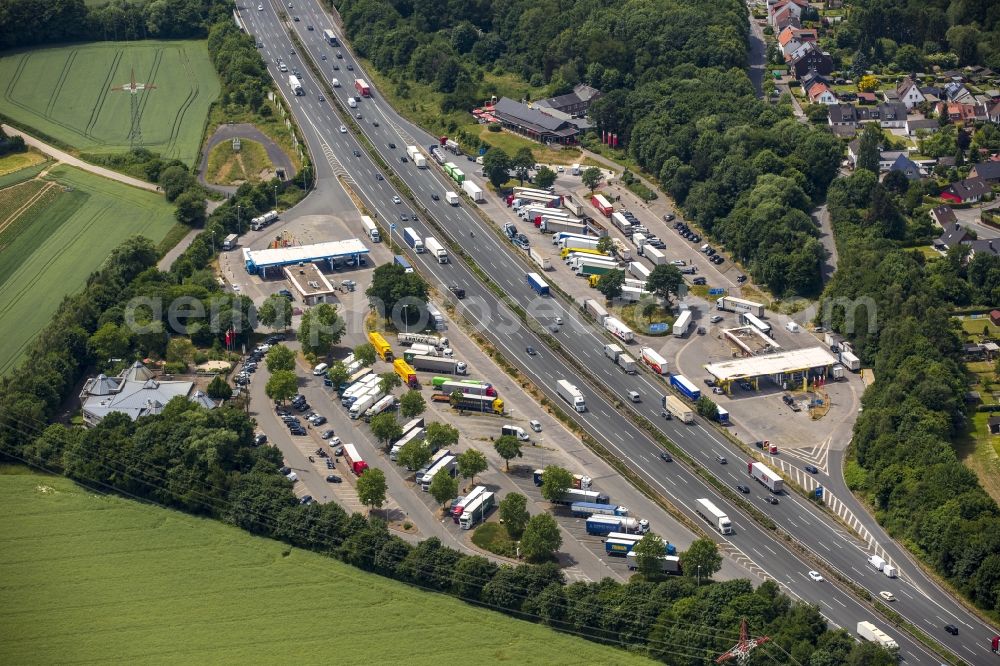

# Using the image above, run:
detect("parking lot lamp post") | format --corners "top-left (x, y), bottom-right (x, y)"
top-left (237, 205), bottom-right (243, 234)
top-left (403, 304), bottom-right (409, 333)
top-left (273, 185), bottom-right (278, 208)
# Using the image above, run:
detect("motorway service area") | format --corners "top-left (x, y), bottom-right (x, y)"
top-left (209, 4), bottom-right (1000, 663)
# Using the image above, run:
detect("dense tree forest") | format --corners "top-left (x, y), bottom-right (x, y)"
top-left (823, 163), bottom-right (1000, 614)
top-left (835, 0), bottom-right (1000, 70)
top-left (337, 0), bottom-right (841, 295)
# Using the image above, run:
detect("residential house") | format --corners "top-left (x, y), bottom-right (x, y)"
top-left (784, 41), bottom-right (810, 61)
top-left (929, 205), bottom-right (957, 228)
top-left (492, 97), bottom-right (580, 144)
top-left (773, 6), bottom-right (801, 31)
top-left (789, 43), bottom-right (834, 79)
top-left (991, 309), bottom-right (1000, 326)
top-left (857, 92), bottom-right (878, 105)
top-left (940, 177), bottom-right (990, 204)
top-left (878, 150), bottom-right (906, 172)
top-left (79, 361), bottom-right (212, 427)
top-left (877, 102), bottom-right (908, 129)
top-left (800, 71), bottom-right (828, 94)
top-left (964, 343), bottom-right (986, 360)
top-left (533, 84), bottom-right (602, 117)
top-left (769, 0), bottom-right (805, 27)
top-left (807, 82), bottom-right (838, 105)
top-left (944, 81), bottom-right (973, 103)
top-left (989, 101), bottom-right (1000, 123)
top-left (934, 222), bottom-right (973, 250)
top-left (846, 138), bottom-right (864, 166)
top-left (887, 154), bottom-right (922, 180)
top-left (828, 104), bottom-right (857, 127)
top-left (906, 117), bottom-right (940, 136)
top-left (895, 77), bottom-right (925, 109)
top-left (970, 161), bottom-right (1000, 184)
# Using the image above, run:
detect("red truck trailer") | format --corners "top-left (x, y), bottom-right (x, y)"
top-left (342, 443), bottom-right (368, 475)
top-left (354, 78), bottom-right (370, 97)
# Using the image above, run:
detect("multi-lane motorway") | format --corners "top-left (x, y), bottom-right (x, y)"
top-left (239, 2), bottom-right (997, 661)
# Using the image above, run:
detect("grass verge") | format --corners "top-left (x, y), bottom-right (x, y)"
top-left (0, 469), bottom-right (652, 665)
top-left (471, 522), bottom-right (519, 558)
top-left (205, 138), bottom-right (272, 185)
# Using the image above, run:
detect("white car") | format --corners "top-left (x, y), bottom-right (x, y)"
top-left (327, 436), bottom-right (342, 447)
top-left (879, 591), bottom-right (895, 602)
top-left (807, 570), bottom-right (824, 582)
top-left (710, 315), bottom-right (723, 323)
top-left (670, 259), bottom-right (686, 266)
top-left (257, 3), bottom-right (263, 9)
top-left (339, 125), bottom-right (347, 133)
top-left (555, 316), bottom-right (563, 325)
top-left (392, 195), bottom-right (401, 204)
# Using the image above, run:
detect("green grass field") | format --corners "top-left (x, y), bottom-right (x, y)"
top-left (0, 470), bottom-right (651, 665)
top-left (0, 164), bottom-right (176, 375)
top-left (0, 40), bottom-right (219, 165)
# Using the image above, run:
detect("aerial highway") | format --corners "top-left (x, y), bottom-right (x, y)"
top-left (239, 2), bottom-right (997, 661)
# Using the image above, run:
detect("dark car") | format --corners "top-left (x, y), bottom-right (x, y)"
top-left (300, 495), bottom-right (314, 505)
top-left (804, 464), bottom-right (819, 474)
top-left (449, 285), bottom-right (465, 299)
top-left (290, 428), bottom-right (307, 436)
top-left (944, 624), bottom-right (959, 635)
top-left (295, 402), bottom-right (311, 412)
top-left (353, 149), bottom-right (361, 157)
top-left (763, 496), bottom-right (779, 505)
top-left (321, 429), bottom-right (336, 439)
top-left (736, 275), bottom-right (747, 283)
top-left (280, 466), bottom-right (291, 475)
top-left (326, 459), bottom-right (334, 469)
top-left (431, 193), bottom-right (440, 201)
top-left (661, 409), bottom-right (672, 420)
top-left (659, 452), bottom-right (672, 462)
top-left (663, 213), bottom-right (675, 221)
top-left (400, 156), bottom-right (408, 162)
top-left (736, 484), bottom-right (750, 494)
top-left (307, 24), bottom-right (313, 30)
top-left (704, 378), bottom-right (716, 387)
top-left (326, 474), bottom-right (342, 483)
top-left (526, 346), bottom-right (537, 356)
top-left (311, 415), bottom-right (327, 426)
top-left (387, 142), bottom-right (396, 149)
top-left (375, 173), bottom-right (384, 180)
top-left (347, 64), bottom-right (354, 70)
top-left (278, 289), bottom-right (294, 300)
top-left (692, 277), bottom-right (707, 285)
top-left (254, 433), bottom-right (268, 446)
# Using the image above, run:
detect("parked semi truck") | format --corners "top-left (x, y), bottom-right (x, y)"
top-left (569, 501), bottom-right (626, 517)
top-left (425, 236), bottom-right (448, 263)
top-left (393, 359), bottom-right (419, 388)
top-left (364, 395), bottom-right (397, 421)
top-left (529, 247), bottom-right (552, 271)
top-left (360, 215), bottom-right (380, 242)
top-left (342, 443), bottom-right (368, 475)
top-left (670, 373), bottom-right (701, 400)
top-left (591, 193), bottom-right (613, 216)
top-left (585, 515), bottom-right (649, 535)
top-left (716, 296), bottom-right (765, 317)
top-left (556, 379), bottom-right (586, 412)
top-left (856, 622), bottom-right (899, 651)
top-left (606, 532), bottom-right (676, 555)
top-left (398, 332), bottom-right (447, 347)
top-left (534, 469), bottom-right (592, 489)
top-left (627, 552), bottom-right (681, 573)
top-left (749, 461), bottom-right (784, 493)
top-left (410, 355), bottom-right (467, 375)
top-left (673, 310), bottom-right (692, 337)
top-left (640, 347), bottom-right (668, 375)
top-left (403, 227), bottom-right (424, 253)
top-left (604, 317), bottom-right (635, 342)
top-left (663, 395), bottom-right (694, 424)
top-left (585, 299), bottom-right (609, 323)
top-left (459, 491), bottom-right (495, 529)
top-left (451, 485), bottom-right (487, 522)
top-left (367, 331), bottom-right (394, 361)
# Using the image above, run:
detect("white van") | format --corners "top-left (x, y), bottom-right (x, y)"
top-left (501, 425), bottom-right (530, 441)
top-left (331, 77), bottom-right (340, 87)
top-left (348, 97), bottom-right (357, 108)
top-left (529, 419), bottom-right (542, 432)
top-left (313, 363), bottom-right (328, 376)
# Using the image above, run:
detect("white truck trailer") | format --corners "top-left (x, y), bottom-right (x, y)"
top-left (461, 179), bottom-right (484, 202)
top-left (749, 461), bottom-right (784, 493)
top-left (529, 247), bottom-right (552, 271)
top-left (556, 379), bottom-right (586, 412)
top-left (604, 317), bottom-right (635, 343)
top-left (856, 621), bottom-right (899, 651)
top-left (425, 236), bottom-right (448, 263)
top-left (673, 310), bottom-right (692, 337)
top-left (664, 395), bottom-right (694, 424)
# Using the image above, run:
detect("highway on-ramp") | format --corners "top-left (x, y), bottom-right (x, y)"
top-left (239, 2), bottom-right (997, 661)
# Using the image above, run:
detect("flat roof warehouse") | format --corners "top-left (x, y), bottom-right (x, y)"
top-left (704, 347), bottom-right (838, 382)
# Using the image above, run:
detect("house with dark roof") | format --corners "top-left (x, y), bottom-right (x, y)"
top-left (877, 102), bottom-right (908, 129)
top-left (789, 43), bottom-right (833, 78)
top-left (989, 415), bottom-right (1000, 435)
top-left (887, 154), bottom-right (922, 180)
top-left (929, 205), bottom-right (957, 228)
top-left (970, 161), bottom-right (1000, 184)
top-left (896, 77), bottom-right (925, 109)
top-left (990, 101), bottom-right (1000, 123)
top-left (79, 361), bottom-right (212, 426)
top-left (533, 84), bottom-right (601, 117)
top-left (934, 222), bottom-right (973, 250)
top-left (878, 150), bottom-right (906, 172)
top-left (906, 118), bottom-right (939, 136)
top-left (492, 97), bottom-right (580, 144)
top-left (940, 177), bottom-right (990, 204)
top-left (828, 104), bottom-right (857, 126)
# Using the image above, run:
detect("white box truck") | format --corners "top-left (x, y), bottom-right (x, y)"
top-left (361, 215), bottom-right (380, 242)
top-left (644, 245), bottom-right (666, 265)
top-left (617, 353), bottom-right (637, 374)
top-left (445, 191), bottom-right (460, 205)
top-left (868, 554), bottom-right (886, 571)
top-left (425, 236), bottom-right (448, 263)
top-left (461, 179), bottom-right (484, 202)
top-left (857, 621), bottom-right (899, 651)
top-left (604, 343), bottom-right (623, 361)
top-left (673, 310), bottom-right (692, 337)
top-left (556, 379), bottom-right (586, 412)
